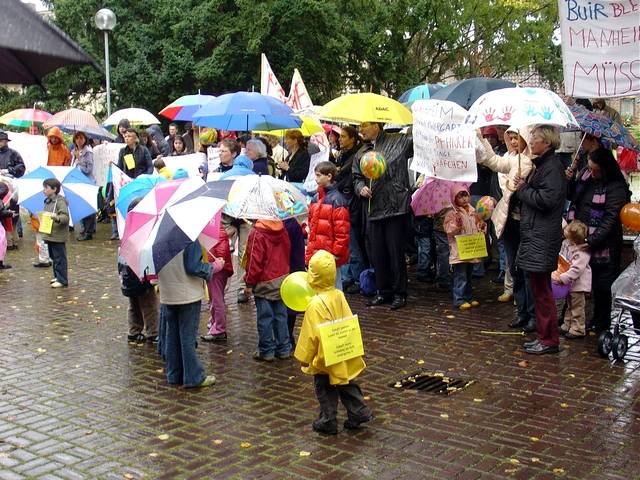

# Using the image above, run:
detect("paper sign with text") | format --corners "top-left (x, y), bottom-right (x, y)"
top-left (456, 233), bottom-right (488, 261)
top-left (559, 0), bottom-right (640, 98)
top-left (38, 212), bottom-right (53, 234)
top-left (411, 100), bottom-right (478, 182)
top-left (163, 153), bottom-right (207, 178)
top-left (318, 315), bottom-right (364, 366)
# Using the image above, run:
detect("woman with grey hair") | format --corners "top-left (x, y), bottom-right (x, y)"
top-left (513, 124), bottom-right (567, 355)
top-left (245, 138), bottom-right (269, 175)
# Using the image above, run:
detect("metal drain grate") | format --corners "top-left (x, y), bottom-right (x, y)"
top-left (391, 371), bottom-right (474, 395)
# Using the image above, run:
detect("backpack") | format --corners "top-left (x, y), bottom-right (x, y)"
top-left (118, 257), bottom-right (151, 297)
top-left (359, 268), bottom-right (376, 296)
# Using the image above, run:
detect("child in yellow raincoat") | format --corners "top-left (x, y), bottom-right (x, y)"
top-left (294, 249), bottom-right (373, 435)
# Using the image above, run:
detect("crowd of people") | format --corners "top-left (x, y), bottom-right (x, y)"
top-left (0, 95), bottom-right (636, 434)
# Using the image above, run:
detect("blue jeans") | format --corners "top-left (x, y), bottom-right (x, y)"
top-left (162, 301), bottom-right (206, 387)
top-left (434, 231), bottom-right (450, 286)
top-left (415, 216), bottom-right (433, 278)
top-left (335, 267), bottom-right (343, 291)
top-left (340, 224), bottom-right (366, 285)
top-left (452, 263), bottom-right (473, 306)
top-left (503, 218), bottom-right (536, 323)
top-left (498, 237), bottom-right (507, 272)
top-left (255, 297), bottom-right (291, 357)
top-left (110, 218), bottom-right (119, 238)
top-left (470, 196), bottom-right (486, 277)
top-left (47, 242), bottom-right (68, 285)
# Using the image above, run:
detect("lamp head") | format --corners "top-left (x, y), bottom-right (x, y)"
top-left (94, 9), bottom-right (117, 31)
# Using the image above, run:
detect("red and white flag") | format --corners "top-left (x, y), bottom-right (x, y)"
top-left (260, 53), bottom-right (287, 103)
top-left (287, 68), bottom-right (313, 111)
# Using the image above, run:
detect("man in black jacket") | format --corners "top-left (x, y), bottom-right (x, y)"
top-left (353, 122), bottom-right (413, 310)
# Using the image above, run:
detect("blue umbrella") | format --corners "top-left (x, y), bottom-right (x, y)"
top-left (398, 84), bottom-right (445, 106)
top-left (16, 166), bottom-right (99, 224)
top-left (431, 77), bottom-right (516, 110)
top-left (192, 91), bottom-right (302, 131)
top-left (116, 174), bottom-right (166, 219)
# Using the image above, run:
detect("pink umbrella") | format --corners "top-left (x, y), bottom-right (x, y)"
top-left (411, 178), bottom-right (470, 216)
top-left (198, 212), bottom-right (223, 252)
top-left (120, 177), bottom-right (205, 277)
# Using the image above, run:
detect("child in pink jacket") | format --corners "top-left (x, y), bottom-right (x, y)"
top-left (444, 185), bottom-right (486, 310)
top-left (552, 220), bottom-right (592, 338)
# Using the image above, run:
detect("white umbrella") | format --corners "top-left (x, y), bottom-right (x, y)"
top-left (466, 87), bottom-right (578, 129)
top-left (103, 108), bottom-right (160, 126)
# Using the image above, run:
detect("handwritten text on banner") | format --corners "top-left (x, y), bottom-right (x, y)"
top-left (559, 0), bottom-right (640, 98)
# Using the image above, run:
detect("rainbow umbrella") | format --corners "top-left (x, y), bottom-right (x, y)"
top-left (159, 93), bottom-right (216, 122)
top-left (0, 108), bottom-right (51, 129)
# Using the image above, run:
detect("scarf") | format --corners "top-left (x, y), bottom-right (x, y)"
top-left (567, 169), bottom-right (609, 263)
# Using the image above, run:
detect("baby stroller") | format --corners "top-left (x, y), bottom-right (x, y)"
top-left (598, 235), bottom-right (640, 360)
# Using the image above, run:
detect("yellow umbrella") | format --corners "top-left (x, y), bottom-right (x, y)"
top-left (253, 115), bottom-right (323, 137)
top-left (319, 93), bottom-right (412, 125)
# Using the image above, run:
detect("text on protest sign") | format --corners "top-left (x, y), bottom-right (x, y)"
top-left (559, 0), bottom-right (640, 98)
top-left (411, 100), bottom-right (478, 182)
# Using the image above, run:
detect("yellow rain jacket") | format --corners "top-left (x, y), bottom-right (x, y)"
top-left (294, 250), bottom-right (366, 385)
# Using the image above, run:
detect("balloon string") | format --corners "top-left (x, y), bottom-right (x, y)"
top-left (368, 179), bottom-right (372, 214)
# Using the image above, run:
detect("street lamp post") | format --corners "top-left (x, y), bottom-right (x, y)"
top-left (94, 9), bottom-right (117, 117)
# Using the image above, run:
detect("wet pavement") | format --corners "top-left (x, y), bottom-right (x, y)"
top-left (1, 222), bottom-right (639, 480)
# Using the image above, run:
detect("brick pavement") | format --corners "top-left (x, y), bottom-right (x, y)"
top-left (0, 222), bottom-right (639, 479)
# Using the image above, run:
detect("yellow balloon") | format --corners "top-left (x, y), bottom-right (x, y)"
top-left (280, 271), bottom-right (315, 312)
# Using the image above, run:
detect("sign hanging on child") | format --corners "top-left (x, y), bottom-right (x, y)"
top-left (38, 211), bottom-right (54, 234)
top-left (317, 315), bottom-right (364, 366)
top-left (456, 233), bottom-right (488, 261)
top-left (411, 100), bottom-right (478, 183)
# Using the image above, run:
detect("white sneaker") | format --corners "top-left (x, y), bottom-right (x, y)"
top-left (51, 281), bottom-right (66, 288)
top-left (50, 278), bottom-right (57, 284)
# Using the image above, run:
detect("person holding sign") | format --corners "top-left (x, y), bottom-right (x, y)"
top-left (294, 250), bottom-right (372, 436)
top-left (116, 129), bottom-right (153, 179)
top-left (40, 178), bottom-right (69, 288)
top-left (443, 185), bottom-right (487, 310)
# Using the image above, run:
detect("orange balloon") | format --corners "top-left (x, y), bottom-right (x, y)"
top-left (620, 203), bottom-right (640, 231)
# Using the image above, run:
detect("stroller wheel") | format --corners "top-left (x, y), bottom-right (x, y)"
top-left (612, 334), bottom-right (628, 361)
top-left (597, 331), bottom-right (613, 358)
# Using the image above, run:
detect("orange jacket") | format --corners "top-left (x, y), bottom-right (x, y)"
top-left (46, 127), bottom-right (71, 167)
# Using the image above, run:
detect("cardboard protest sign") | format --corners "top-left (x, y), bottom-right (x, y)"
top-left (318, 315), bottom-right (364, 366)
top-left (93, 143), bottom-right (124, 186)
top-left (456, 233), bottom-right (488, 260)
top-left (559, 0), bottom-right (640, 98)
top-left (411, 100), bottom-right (478, 182)
top-left (163, 153), bottom-right (206, 178)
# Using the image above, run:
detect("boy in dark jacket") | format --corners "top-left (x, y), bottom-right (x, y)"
top-left (244, 219), bottom-right (292, 361)
top-left (306, 161), bottom-right (350, 289)
top-left (41, 178), bottom-right (69, 288)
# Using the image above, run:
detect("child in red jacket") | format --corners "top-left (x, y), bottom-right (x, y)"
top-left (306, 161), bottom-right (350, 289)
top-left (244, 219), bottom-right (292, 361)
top-left (202, 225), bottom-right (234, 342)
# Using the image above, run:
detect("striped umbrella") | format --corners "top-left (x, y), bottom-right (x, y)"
top-left (43, 108), bottom-right (115, 141)
top-left (119, 177), bottom-right (206, 278)
top-left (0, 108), bottom-right (51, 129)
top-left (159, 93), bottom-right (216, 122)
top-left (140, 184), bottom-right (226, 274)
top-left (16, 166), bottom-right (99, 223)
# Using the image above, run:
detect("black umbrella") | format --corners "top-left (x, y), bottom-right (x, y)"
top-left (430, 77), bottom-right (516, 110)
top-left (0, 0), bottom-right (99, 85)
